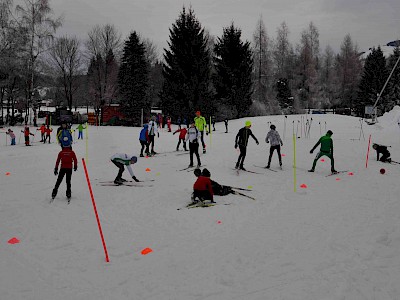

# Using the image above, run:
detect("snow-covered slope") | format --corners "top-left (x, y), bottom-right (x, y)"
top-left (1, 112), bottom-right (400, 300)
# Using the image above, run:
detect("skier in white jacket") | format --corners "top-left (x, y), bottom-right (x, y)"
top-left (148, 116), bottom-right (158, 155)
top-left (265, 124), bottom-right (283, 169)
top-left (110, 153), bottom-right (139, 185)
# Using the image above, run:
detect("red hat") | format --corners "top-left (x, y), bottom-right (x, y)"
top-left (195, 111), bottom-right (201, 115)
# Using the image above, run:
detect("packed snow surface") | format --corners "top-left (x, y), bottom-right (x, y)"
top-left (1, 112), bottom-right (400, 300)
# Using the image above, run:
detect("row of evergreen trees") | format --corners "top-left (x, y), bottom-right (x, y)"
top-left (117, 7), bottom-right (400, 122)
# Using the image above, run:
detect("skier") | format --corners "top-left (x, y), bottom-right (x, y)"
top-left (265, 124), bottom-right (283, 169)
top-left (234, 121), bottom-right (259, 170)
top-left (309, 130), bottom-right (337, 173)
top-left (173, 125), bottom-right (187, 151)
top-left (6, 129), bottom-right (16, 145)
top-left (194, 111), bottom-right (207, 153)
top-left (167, 116), bottom-right (172, 132)
top-left (110, 154), bottom-right (139, 185)
top-left (211, 115), bottom-right (216, 131)
top-left (148, 116), bottom-right (158, 155)
top-left (21, 125), bottom-right (35, 146)
top-left (37, 124), bottom-right (46, 142)
top-left (192, 168), bottom-right (214, 203)
top-left (57, 122), bottom-right (73, 148)
top-left (76, 123), bottom-right (86, 139)
top-left (194, 168), bottom-right (234, 196)
top-left (139, 124), bottom-right (150, 157)
top-left (52, 146), bottom-right (78, 200)
top-left (372, 143), bottom-right (391, 162)
top-left (185, 122), bottom-right (201, 167)
top-left (44, 125), bottom-right (53, 144)
top-left (224, 119), bottom-right (228, 133)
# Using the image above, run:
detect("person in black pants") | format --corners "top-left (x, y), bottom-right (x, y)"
top-left (372, 143), bottom-right (391, 162)
top-left (52, 147), bottom-right (77, 200)
top-left (185, 122), bottom-right (201, 167)
top-left (265, 124), bottom-right (283, 169)
top-left (235, 120), bottom-right (259, 170)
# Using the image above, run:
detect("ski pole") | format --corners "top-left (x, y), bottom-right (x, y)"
top-left (283, 116), bottom-right (287, 140)
top-left (319, 122), bottom-right (321, 136)
top-left (292, 120), bottom-right (295, 136)
top-left (296, 120), bottom-right (299, 138)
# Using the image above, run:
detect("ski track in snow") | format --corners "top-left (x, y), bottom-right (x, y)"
top-left (1, 108), bottom-right (400, 299)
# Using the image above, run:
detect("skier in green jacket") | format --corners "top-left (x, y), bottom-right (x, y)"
top-left (309, 130), bottom-right (337, 173)
top-left (76, 123), bottom-right (86, 139)
top-left (194, 111), bottom-right (207, 153)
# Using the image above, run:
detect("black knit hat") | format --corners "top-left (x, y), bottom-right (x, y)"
top-left (201, 168), bottom-right (211, 177)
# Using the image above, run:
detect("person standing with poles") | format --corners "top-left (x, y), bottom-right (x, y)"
top-left (185, 122), bottom-right (201, 167)
top-left (76, 123), bottom-right (86, 139)
top-left (148, 116), bottom-right (158, 155)
top-left (194, 111), bottom-right (207, 153)
top-left (265, 124), bottom-right (283, 169)
top-left (309, 130), bottom-right (337, 173)
top-left (234, 121), bottom-right (259, 170)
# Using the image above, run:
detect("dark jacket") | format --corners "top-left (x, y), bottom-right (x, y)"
top-left (235, 127), bottom-right (258, 147)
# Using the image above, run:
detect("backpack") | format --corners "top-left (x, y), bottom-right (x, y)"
top-left (59, 129), bottom-right (72, 147)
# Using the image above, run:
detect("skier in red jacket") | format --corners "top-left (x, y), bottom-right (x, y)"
top-left (192, 168), bottom-right (214, 203)
top-left (52, 147), bottom-right (78, 201)
top-left (173, 126), bottom-right (187, 151)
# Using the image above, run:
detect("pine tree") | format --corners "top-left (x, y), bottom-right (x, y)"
top-left (356, 47), bottom-right (389, 115)
top-left (386, 47), bottom-right (400, 111)
top-left (214, 23), bottom-right (253, 118)
top-left (118, 31), bottom-right (149, 124)
top-left (161, 7), bottom-right (213, 120)
top-left (276, 78), bottom-right (293, 112)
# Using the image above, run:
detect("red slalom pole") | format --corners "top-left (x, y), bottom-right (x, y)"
top-left (82, 158), bottom-right (110, 263)
top-left (366, 134), bottom-right (372, 168)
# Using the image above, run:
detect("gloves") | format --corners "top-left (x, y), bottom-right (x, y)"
top-left (234, 143), bottom-right (238, 149)
top-left (310, 150), bottom-right (313, 154)
top-left (266, 141), bottom-right (269, 143)
top-left (281, 142), bottom-right (283, 146)
top-left (74, 166), bottom-right (77, 172)
top-left (132, 176), bottom-right (139, 182)
top-left (256, 141), bottom-right (259, 145)
top-left (54, 168), bottom-right (58, 176)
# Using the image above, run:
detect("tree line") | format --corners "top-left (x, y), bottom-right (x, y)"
top-left (1, 1), bottom-right (399, 125)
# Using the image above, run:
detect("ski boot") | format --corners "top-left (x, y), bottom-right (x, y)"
top-left (51, 189), bottom-right (57, 199)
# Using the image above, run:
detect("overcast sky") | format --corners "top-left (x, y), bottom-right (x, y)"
top-left (50, 0), bottom-right (400, 56)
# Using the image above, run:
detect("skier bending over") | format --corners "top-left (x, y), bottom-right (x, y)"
top-left (265, 124), bottom-right (283, 169)
top-left (372, 143), bottom-right (391, 162)
top-left (110, 154), bottom-right (139, 185)
top-left (52, 146), bottom-right (77, 200)
top-left (309, 130), bottom-right (337, 173)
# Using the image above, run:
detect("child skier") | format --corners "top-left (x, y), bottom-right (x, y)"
top-left (139, 124), bottom-right (150, 157)
top-left (21, 125), bottom-right (35, 146)
top-left (185, 122), bottom-right (201, 167)
top-left (110, 154), bottom-right (139, 185)
top-left (148, 116), bottom-right (158, 155)
top-left (194, 168), bottom-right (234, 197)
top-left (309, 130), bottom-right (337, 173)
top-left (265, 124), bottom-right (283, 169)
top-left (372, 143), bottom-right (391, 162)
top-left (44, 125), bottom-right (53, 143)
top-left (37, 124), bottom-right (46, 142)
top-left (173, 126), bottom-right (187, 151)
top-left (192, 168), bottom-right (214, 203)
top-left (234, 121), bottom-right (259, 170)
top-left (57, 122), bottom-right (73, 148)
top-left (167, 116), bottom-right (172, 132)
top-left (6, 129), bottom-right (16, 145)
top-left (194, 111), bottom-right (207, 153)
top-left (76, 123), bottom-right (86, 139)
top-left (52, 146), bottom-right (78, 201)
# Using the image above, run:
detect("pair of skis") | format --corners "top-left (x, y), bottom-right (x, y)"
top-left (98, 179), bottom-right (155, 187)
top-left (178, 165), bottom-right (206, 172)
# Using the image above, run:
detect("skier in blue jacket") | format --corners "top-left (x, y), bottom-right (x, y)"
top-left (139, 124), bottom-right (150, 157)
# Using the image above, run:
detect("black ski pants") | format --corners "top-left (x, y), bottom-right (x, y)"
top-left (236, 145), bottom-right (247, 167)
top-left (268, 145), bottom-right (282, 166)
top-left (140, 140), bottom-right (149, 155)
top-left (112, 160), bottom-right (125, 181)
top-left (199, 131), bottom-right (205, 149)
top-left (149, 135), bottom-right (155, 152)
top-left (176, 138), bottom-right (187, 150)
top-left (54, 168), bottom-right (72, 193)
top-left (189, 142), bottom-right (201, 166)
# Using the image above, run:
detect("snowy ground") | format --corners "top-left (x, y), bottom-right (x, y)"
top-left (1, 109), bottom-right (400, 300)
